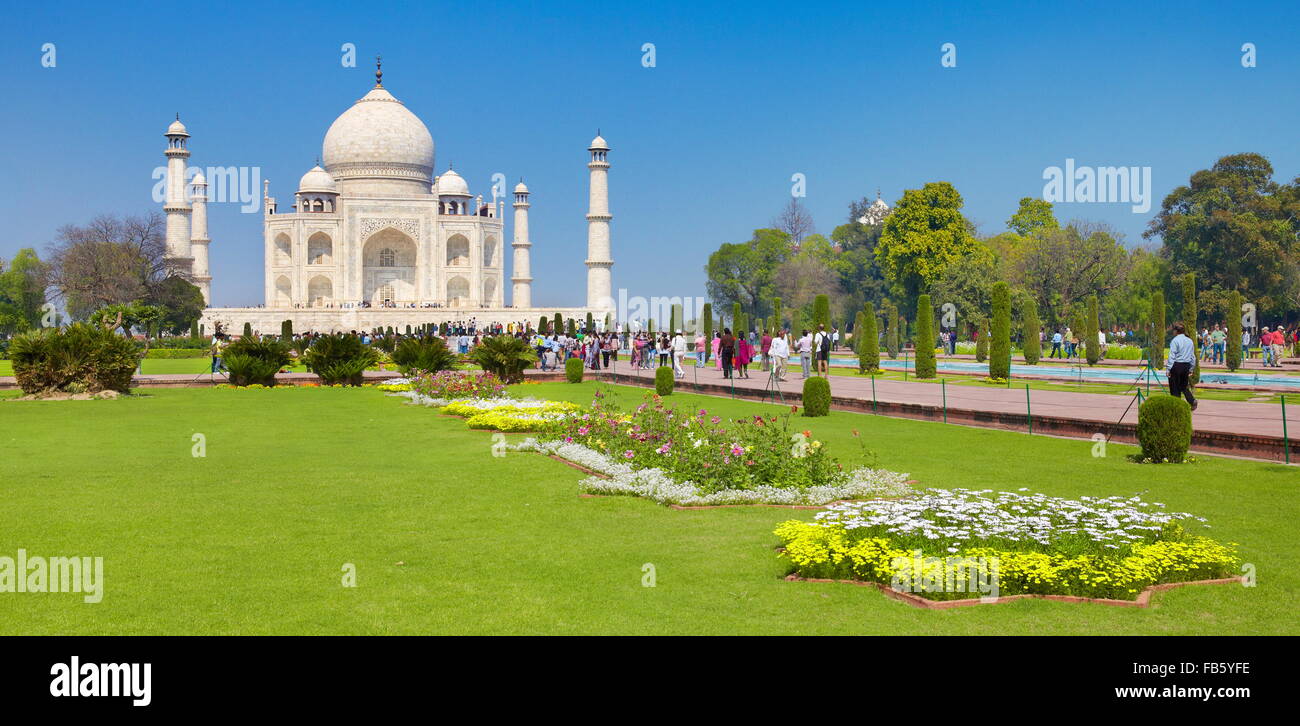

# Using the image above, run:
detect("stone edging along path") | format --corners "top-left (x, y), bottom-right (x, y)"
top-left (782, 574), bottom-right (1247, 609)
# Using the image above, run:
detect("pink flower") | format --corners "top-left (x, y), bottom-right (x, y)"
top-left (577, 426), bottom-right (590, 435)
top-left (710, 416), bottom-right (721, 424)
top-left (624, 450), bottom-right (635, 459)
top-left (564, 436), bottom-right (573, 443)
top-left (656, 443), bottom-right (671, 454)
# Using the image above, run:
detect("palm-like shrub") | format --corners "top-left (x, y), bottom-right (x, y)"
top-left (565, 357), bottom-right (584, 383)
top-left (223, 337), bottom-right (292, 386)
top-left (10, 323), bottom-right (141, 395)
top-left (470, 334), bottom-right (538, 384)
top-left (301, 334), bottom-right (379, 386)
top-left (391, 336), bottom-right (456, 375)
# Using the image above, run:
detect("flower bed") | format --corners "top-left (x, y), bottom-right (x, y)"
top-left (776, 488), bottom-right (1240, 600)
top-left (411, 370), bottom-right (505, 400)
top-left (441, 397), bottom-right (582, 432)
top-left (514, 437), bottom-right (913, 507)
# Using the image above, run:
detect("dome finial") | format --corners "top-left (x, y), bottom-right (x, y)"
top-left (375, 54), bottom-right (383, 87)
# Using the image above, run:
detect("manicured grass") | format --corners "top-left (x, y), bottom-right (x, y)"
top-left (0, 381), bottom-right (1291, 634)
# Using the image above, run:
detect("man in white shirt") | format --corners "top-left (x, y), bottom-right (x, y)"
top-left (796, 330), bottom-right (813, 378)
top-left (769, 330), bottom-right (790, 381)
top-left (671, 330), bottom-right (687, 378)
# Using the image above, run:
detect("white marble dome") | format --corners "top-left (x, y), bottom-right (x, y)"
top-left (167, 118), bottom-right (188, 136)
top-left (322, 86), bottom-right (434, 189)
top-left (514, 181), bottom-right (529, 193)
top-left (297, 165), bottom-right (337, 193)
top-left (435, 168), bottom-right (470, 196)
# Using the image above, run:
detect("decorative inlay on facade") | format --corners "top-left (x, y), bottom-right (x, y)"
top-left (359, 217), bottom-right (421, 240)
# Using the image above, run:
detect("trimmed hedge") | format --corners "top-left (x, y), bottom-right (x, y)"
top-left (990, 281), bottom-right (1011, 379)
top-left (1022, 296), bottom-right (1041, 365)
top-left (1227, 290), bottom-right (1243, 371)
top-left (914, 294), bottom-right (936, 378)
top-left (565, 357), bottom-right (584, 383)
top-left (1137, 395), bottom-right (1192, 463)
top-left (801, 375), bottom-right (831, 417)
top-left (654, 365), bottom-right (674, 395)
top-left (1182, 273), bottom-right (1198, 385)
top-left (858, 303), bottom-right (879, 373)
top-left (1085, 295), bottom-right (1101, 365)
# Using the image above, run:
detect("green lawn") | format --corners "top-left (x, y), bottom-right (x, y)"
top-left (0, 381), bottom-right (1291, 634)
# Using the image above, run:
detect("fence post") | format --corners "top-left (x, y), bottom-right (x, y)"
top-left (1025, 383), bottom-right (1032, 435)
top-left (1283, 395), bottom-right (1290, 465)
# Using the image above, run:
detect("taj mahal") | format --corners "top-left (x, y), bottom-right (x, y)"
top-left (164, 61), bottom-right (613, 334)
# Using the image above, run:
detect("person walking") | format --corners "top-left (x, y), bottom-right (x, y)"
top-left (769, 329), bottom-right (790, 381)
top-left (1166, 321), bottom-right (1197, 410)
top-left (671, 329), bottom-right (687, 378)
top-left (720, 328), bottom-right (736, 379)
top-left (1049, 329), bottom-right (1063, 359)
top-left (797, 330), bottom-right (813, 378)
top-left (1210, 323), bottom-right (1226, 365)
top-left (694, 330), bottom-right (706, 368)
top-left (813, 324), bottom-right (831, 375)
top-left (210, 335), bottom-right (226, 374)
top-left (736, 333), bottom-right (752, 378)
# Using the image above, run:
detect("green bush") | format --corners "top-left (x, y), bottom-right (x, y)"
top-left (281, 319), bottom-right (293, 343)
top-left (914, 295), bottom-right (936, 378)
top-left (301, 334), bottom-right (379, 386)
top-left (391, 336), bottom-right (456, 375)
top-left (1137, 395), bottom-right (1192, 463)
top-left (885, 303), bottom-right (899, 359)
top-left (813, 294), bottom-right (830, 331)
top-left (242, 322), bottom-right (253, 338)
top-left (10, 323), bottom-right (141, 395)
top-left (565, 357), bottom-right (584, 383)
top-left (801, 375), bottom-right (831, 417)
top-left (975, 332), bottom-right (988, 362)
top-left (654, 365), bottom-right (674, 395)
top-left (1022, 296), bottom-right (1041, 365)
top-left (858, 303), bottom-right (880, 373)
top-left (990, 281), bottom-right (1011, 379)
top-left (471, 334), bottom-right (538, 384)
top-left (223, 337), bottom-right (292, 386)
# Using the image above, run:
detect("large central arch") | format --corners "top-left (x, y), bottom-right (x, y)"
top-left (361, 227), bottom-right (417, 304)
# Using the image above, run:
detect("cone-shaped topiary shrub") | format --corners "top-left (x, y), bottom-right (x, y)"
top-left (1227, 290), bottom-right (1243, 371)
top-left (801, 375), bottom-right (831, 416)
top-left (1022, 296), bottom-right (1041, 365)
top-left (1182, 274), bottom-right (1197, 384)
top-left (858, 302), bottom-right (880, 373)
top-left (1085, 295), bottom-right (1101, 365)
top-left (655, 365), bottom-right (674, 395)
top-left (565, 356), bottom-right (584, 383)
top-left (990, 282), bottom-right (1011, 378)
top-left (1137, 395), bottom-right (1192, 463)
top-left (914, 294), bottom-right (936, 378)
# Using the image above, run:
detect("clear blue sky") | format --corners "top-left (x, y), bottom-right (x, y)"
top-left (2, 0), bottom-right (1296, 308)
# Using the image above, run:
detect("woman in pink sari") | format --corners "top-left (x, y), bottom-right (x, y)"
top-left (735, 335), bottom-right (752, 378)
top-left (712, 332), bottom-right (722, 370)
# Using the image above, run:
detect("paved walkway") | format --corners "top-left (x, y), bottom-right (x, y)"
top-left (597, 363), bottom-right (1292, 440)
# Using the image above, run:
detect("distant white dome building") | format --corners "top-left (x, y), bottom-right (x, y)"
top-left (857, 189), bottom-right (891, 226)
top-left (176, 59), bottom-right (616, 334)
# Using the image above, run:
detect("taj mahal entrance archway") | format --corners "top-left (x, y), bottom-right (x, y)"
top-left (362, 228), bottom-right (417, 305)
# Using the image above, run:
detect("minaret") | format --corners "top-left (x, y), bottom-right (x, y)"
top-left (585, 133), bottom-right (613, 309)
top-left (163, 115), bottom-right (193, 277)
top-left (511, 180), bottom-right (533, 308)
top-left (190, 172), bottom-right (212, 305)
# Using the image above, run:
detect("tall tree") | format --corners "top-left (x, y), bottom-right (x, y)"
top-left (1145, 153), bottom-right (1300, 317)
top-left (45, 213), bottom-right (180, 320)
top-left (773, 198), bottom-right (815, 245)
top-left (1009, 221), bottom-right (1131, 327)
top-left (0, 248), bottom-right (50, 333)
top-left (875, 182), bottom-right (979, 310)
top-left (1007, 197), bottom-right (1059, 238)
top-left (704, 228), bottom-right (790, 320)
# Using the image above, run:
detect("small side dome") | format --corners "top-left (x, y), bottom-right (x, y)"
top-left (436, 168), bottom-right (470, 196)
top-left (191, 171), bottom-right (207, 186)
top-left (513, 181), bottom-right (529, 194)
top-left (166, 118), bottom-right (189, 136)
top-left (588, 134), bottom-right (609, 150)
top-left (298, 165), bottom-right (337, 194)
